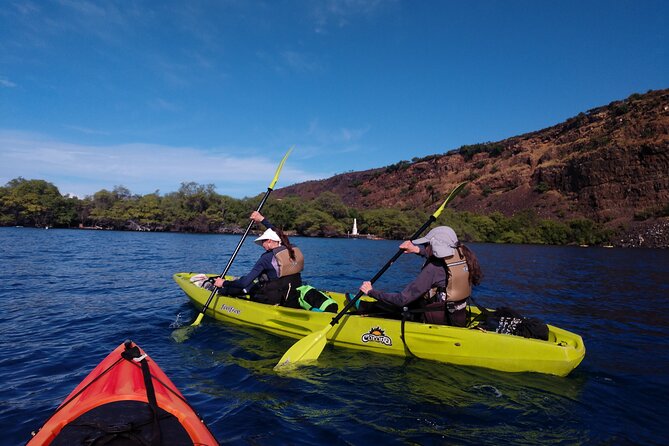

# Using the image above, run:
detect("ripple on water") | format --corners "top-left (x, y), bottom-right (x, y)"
top-left (2, 229), bottom-right (669, 445)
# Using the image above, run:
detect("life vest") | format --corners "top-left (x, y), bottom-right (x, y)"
top-left (424, 247), bottom-right (471, 303)
top-left (443, 247), bottom-right (471, 302)
top-left (273, 246), bottom-right (304, 277)
top-left (252, 246), bottom-right (304, 307)
top-left (421, 247), bottom-right (471, 327)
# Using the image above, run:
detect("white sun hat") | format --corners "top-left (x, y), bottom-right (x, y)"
top-left (254, 228), bottom-right (281, 245)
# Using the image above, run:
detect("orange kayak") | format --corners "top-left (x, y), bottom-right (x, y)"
top-left (27, 340), bottom-right (218, 446)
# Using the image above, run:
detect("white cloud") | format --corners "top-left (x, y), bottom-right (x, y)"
top-left (63, 125), bottom-right (110, 136)
top-left (0, 77), bottom-right (17, 88)
top-left (309, 0), bottom-right (396, 33)
top-left (305, 118), bottom-right (370, 146)
top-left (255, 49), bottom-right (323, 76)
top-left (0, 130), bottom-right (323, 198)
top-left (148, 98), bottom-right (180, 112)
top-left (279, 50), bottom-right (323, 74)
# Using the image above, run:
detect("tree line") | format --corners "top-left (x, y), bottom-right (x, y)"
top-left (0, 177), bottom-right (612, 245)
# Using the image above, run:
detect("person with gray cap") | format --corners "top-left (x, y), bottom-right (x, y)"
top-left (214, 211), bottom-right (304, 306)
top-left (359, 226), bottom-right (482, 326)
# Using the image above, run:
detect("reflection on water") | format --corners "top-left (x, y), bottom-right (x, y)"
top-left (173, 316), bottom-right (591, 444)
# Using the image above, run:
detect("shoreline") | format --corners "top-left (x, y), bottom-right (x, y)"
top-left (3, 225), bottom-right (668, 249)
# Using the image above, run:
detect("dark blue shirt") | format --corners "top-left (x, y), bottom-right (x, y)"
top-left (225, 217), bottom-right (279, 290)
top-left (226, 249), bottom-right (278, 290)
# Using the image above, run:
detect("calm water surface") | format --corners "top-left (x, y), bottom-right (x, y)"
top-left (1, 227), bottom-right (668, 445)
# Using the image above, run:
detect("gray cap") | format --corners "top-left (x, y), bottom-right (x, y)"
top-left (412, 226), bottom-right (458, 258)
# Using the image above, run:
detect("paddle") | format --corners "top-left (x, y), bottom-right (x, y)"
top-left (172, 147), bottom-right (293, 341)
top-left (274, 181), bottom-right (468, 369)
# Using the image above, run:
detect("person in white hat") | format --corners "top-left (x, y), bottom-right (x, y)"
top-left (214, 211), bottom-right (304, 306)
top-left (359, 226), bottom-right (482, 327)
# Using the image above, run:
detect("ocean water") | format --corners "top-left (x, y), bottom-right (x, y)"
top-left (1, 227), bottom-right (668, 445)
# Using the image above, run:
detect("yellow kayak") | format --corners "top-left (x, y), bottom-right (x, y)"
top-left (174, 272), bottom-right (585, 377)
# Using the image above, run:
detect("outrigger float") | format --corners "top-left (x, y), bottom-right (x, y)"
top-left (173, 272), bottom-right (585, 377)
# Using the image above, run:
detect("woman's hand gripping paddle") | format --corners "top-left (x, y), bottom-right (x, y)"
top-left (274, 181), bottom-right (468, 369)
top-left (171, 147), bottom-right (293, 343)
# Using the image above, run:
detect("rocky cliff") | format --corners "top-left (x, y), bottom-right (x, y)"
top-left (276, 89), bottom-right (669, 247)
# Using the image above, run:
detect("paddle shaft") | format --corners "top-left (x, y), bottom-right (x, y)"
top-left (330, 215), bottom-right (437, 326)
top-left (328, 182), bottom-right (468, 327)
top-left (195, 189), bottom-right (274, 320)
top-left (273, 181), bottom-right (467, 368)
top-left (189, 146), bottom-right (293, 326)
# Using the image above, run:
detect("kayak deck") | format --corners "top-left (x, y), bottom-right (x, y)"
top-left (27, 340), bottom-right (218, 446)
top-left (174, 272), bottom-right (585, 377)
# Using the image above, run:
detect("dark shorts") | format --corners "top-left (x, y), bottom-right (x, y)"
top-left (217, 284), bottom-right (248, 297)
top-left (423, 301), bottom-right (467, 327)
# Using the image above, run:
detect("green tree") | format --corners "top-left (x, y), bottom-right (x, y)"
top-left (314, 192), bottom-right (349, 219)
top-left (132, 193), bottom-right (163, 228)
top-left (0, 176), bottom-right (612, 246)
top-left (262, 196), bottom-right (306, 231)
top-left (538, 220), bottom-right (570, 245)
top-left (360, 208), bottom-right (417, 239)
top-left (568, 218), bottom-right (604, 245)
top-left (294, 208), bottom-right (345, 237)
top-left (53, 196), bottom-right (79, 227)
top-left (0, 178), bottom-right (65, 227)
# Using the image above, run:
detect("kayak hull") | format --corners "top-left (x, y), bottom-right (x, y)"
top-left (27, 340), bottom-right (218, 446)
top-left (174, 272), bottom-right (585, 377)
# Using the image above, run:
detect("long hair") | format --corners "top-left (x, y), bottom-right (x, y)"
top-left (458, 243), bottom-right (483, 286)
top-left (274, 227), bottom-right (296, 261)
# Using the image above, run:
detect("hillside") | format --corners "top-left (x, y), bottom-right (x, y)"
top-left (276, 89), bottom-right (669, 248)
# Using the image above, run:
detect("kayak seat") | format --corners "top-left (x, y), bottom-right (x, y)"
top-left (345, 293), bottom-right (361, 310)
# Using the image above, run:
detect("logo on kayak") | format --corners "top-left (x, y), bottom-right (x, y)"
top-left (220, 304), bottom-right (241, 315)
top-left (361, 326), bottom-right (392, 346)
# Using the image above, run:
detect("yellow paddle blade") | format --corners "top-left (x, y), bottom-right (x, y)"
top-left (269, 146), bottom-right (294, 190)
top-left (432, 181), bottom-right (468, 219)
top-left (171, 324), bottom-right (197, 343)
top-left (274, 325), bottom-right (330, 370)
top-left (190, 312), bottom-right (205, 327)
top-left (171, 300), bottom-right (207, 341)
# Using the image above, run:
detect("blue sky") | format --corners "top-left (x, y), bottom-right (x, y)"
top-left (1, 1), bottom-right (667, 198)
